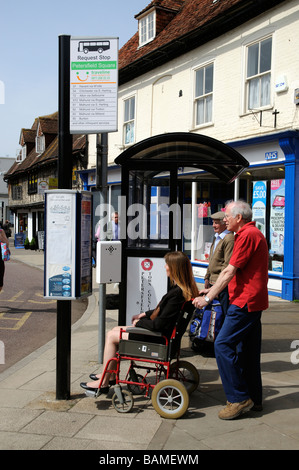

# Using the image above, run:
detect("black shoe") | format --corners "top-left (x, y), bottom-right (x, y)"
top-left (251, 403), bottom-right (263, 411)
top-left (89, 374), bottom-right (99, 381)
top-left (80, 382), bottom-right (109, 395)
top-left (89, 374), bottom-right (116, 386)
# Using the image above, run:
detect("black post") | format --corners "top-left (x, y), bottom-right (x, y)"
top-left (56, 35), bottom-right (72, 400)
top-left (97, 133), bottom-right (108, 363)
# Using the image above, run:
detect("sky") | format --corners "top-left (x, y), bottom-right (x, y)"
top-left (0, 0), bottom-right (146, 158)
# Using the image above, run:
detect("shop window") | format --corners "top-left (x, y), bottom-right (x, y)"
top-left (194, 63), bottom-right (214, 126)
top-left (240, 166), bottom-right (285, 273)
top-left (123, 96), bottom-right (135, 145)
top-left (18, 213), bottom-right (28, 233)
top-left (269, 179), bottom-right (285, 273)
top-left (182, 179), bottom-right (234, 260)
top-left (245, 36), bottom-right (272, 111)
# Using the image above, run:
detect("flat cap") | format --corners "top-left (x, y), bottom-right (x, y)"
top-left (211, 211), bottom-right (225, 220)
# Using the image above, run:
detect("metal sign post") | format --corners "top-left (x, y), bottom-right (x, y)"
top-left (68, 35), bottom-right (118, 364)
top-left (56, 35), bottom-right (72, 400)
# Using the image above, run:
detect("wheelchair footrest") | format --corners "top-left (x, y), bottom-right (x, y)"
top-left (119, 339), bottom-right (167, 361)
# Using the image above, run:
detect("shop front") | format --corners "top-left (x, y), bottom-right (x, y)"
top-left (13, 206), bottom-right (45, 248)
top-left (191, 130), bottom-right (298, 301)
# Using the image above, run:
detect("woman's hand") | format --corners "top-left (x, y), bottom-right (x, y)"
top-left (131, 312), bottom-right (146, 326)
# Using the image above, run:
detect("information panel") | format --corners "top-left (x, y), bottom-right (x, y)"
top-left (126, 257), bottom-right (168, 325)
top-left (80, 192), bottom-right (92, 296)
top-left (70, 36), bottom-right (118, 134)
top-left (44, 190), bottom-right (92, 299)
top-left (45, 191), bottom-right (77, 299)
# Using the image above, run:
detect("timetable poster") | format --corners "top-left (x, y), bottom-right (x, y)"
top-left (70, 37), bottom-right (118, 134)
top-left (80, 192), bottom-right (92, 296)
top-left (44, 191), bottom-right (76, 299)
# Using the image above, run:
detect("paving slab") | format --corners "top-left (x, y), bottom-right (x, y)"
top-left (1, 246), bottom-right (299, 451)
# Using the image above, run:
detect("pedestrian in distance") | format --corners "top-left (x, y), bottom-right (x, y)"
top-left (193, 200), bottom-right (268, 420)
top-left (107, 211), bottom-right (119, 240)
top-left (0, 228), bottom-right (10, 291)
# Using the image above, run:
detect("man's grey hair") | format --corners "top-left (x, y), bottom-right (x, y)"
top-left (226, 200), bottom-right (252, 222)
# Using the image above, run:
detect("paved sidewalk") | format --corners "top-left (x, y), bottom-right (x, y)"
top-left (0, 245), bottom-right (299, 451)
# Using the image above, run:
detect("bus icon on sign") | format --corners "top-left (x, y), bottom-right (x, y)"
top-left (78, 40), bottom-right (110, 54)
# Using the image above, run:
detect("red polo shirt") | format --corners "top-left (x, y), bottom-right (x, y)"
top-left (228, 222), bottom-right (269, 312)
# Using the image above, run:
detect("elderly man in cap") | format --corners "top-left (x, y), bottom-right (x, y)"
top-left (204, 210), bottom-right (234, 315)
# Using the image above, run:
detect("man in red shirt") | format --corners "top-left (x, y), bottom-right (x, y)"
top-left (193, 200), bottom-right (269, 420)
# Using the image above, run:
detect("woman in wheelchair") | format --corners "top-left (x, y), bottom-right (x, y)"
top-left (80, 251), bottom-right (199, 395)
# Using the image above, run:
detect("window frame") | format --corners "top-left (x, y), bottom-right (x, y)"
top-left (11, 183), bottom-right (22, 200)
top-left (17, 145), bottom-right (27, 162)
top-left (193, 62), bottom-right (214, 128)
top-left (123, 95), bottom-right (136, 146)
top-left (244, 36), bottom-right (273, 112)
top-left (28, 173), bottom-right (38, 195)
top-left (35, 135), bottom-right (45, 154)
top-left (138, 10), bottom-right (156, 47)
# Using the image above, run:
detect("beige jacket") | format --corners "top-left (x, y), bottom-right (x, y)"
top-left (204, 232), bottom-right (235, 285)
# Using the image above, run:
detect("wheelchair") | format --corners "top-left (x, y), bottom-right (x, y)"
top-left (89, 300), bottom-right (200, 419)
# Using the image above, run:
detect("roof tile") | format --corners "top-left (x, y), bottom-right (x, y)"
top-left (119, 0), bottom-right (248, 70)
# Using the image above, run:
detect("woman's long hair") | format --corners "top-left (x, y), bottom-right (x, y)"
top-left (164, 251), bottom-right (199, 301)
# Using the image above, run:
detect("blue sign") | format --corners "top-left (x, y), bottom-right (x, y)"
top-left (265, 151), bottom-right (278, 161)
top-left (252, 181), bottom-right (267, 236)
top-left (14, 233), bottom-right (25, 248)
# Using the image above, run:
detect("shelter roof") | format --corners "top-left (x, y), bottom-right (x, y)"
top-left (115, 132), bottom-right (249, 183)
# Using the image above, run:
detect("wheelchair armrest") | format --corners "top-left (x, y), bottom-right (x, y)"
top-left (126, 327), bottom-right (163, 337)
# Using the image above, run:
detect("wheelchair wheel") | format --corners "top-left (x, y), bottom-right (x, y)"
top-left (112, 389), bottom-right (134, 413)
top-left (127, 373), bottom-right (147, 395)
top-left (169, 360), bottom-right (200, 395)
top-left (151, 379), bottom-right (189, 419)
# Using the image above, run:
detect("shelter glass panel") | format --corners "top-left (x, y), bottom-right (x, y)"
top-left (128, 170), bottom-right (179, 249)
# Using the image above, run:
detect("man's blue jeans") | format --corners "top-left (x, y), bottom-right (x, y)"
top-left (214, 304), bottom-right (262, 404)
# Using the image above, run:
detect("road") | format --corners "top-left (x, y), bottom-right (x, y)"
top-left (0, 258), bottom-right (87, 372)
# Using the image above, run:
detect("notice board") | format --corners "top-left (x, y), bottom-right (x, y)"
top-left (44, 190), bottom-right (92, 299)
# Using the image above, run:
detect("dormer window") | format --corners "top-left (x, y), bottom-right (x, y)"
top-left (36, 135), bottom-right (45, 154)
top-left (20, 145), bottom-right (26, 161)
top-left (139, 10), bottom-right (156, 47)
top-left (16, 148), bottom-right (24, 163)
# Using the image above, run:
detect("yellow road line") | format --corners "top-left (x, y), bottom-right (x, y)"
top-left (0, 292), bottom-right (55, 304)
top-left (0, 311), bottom-right (32, 330)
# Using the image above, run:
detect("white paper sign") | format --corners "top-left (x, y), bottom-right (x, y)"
top-left (45, 191), bottom-right (76, 298)
top-left (126, 257), bottom-right (168, 325)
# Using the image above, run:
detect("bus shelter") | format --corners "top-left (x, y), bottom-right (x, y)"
top-left (114, 132), bottom-right (249, 325)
